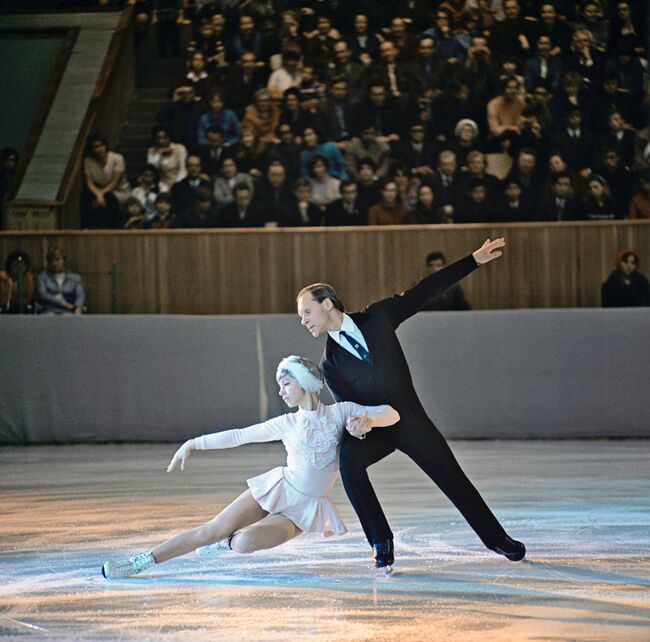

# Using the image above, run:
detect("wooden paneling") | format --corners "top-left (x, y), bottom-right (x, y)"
top-left (2, 221), bottom-right (649, 314)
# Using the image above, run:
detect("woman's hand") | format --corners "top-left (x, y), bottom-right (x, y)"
top-left (167, 440), bottom-right (194, 472)
top-left (346, 411), bottom-right (373, 439)
top-left (472, 237), bottom-right (505, 265)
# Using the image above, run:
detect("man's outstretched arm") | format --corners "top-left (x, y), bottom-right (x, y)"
top-left (376, 238), bottom-right (505, 328)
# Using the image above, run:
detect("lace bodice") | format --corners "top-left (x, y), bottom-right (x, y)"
top-left (284, 405), bottom-right (344, 471)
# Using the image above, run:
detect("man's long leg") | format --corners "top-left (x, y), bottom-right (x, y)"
top-left (339, 431), bottom-right (396, 545)
top-left (398, 422), bottom-right (507, 548)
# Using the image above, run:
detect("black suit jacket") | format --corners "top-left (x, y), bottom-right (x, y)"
top-left (324, 198), bottom-right (367, 226)
top-left (322, 255), bottom-right (478, 421)
top-left (217, 202), bottom-right (265, 228)
top-left (316, 99), bottom-right (354, 141)
top-left (171, 177), bottom-right (212, 213)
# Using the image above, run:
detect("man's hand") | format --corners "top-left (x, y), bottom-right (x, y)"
top-left (472, 237), bottom-right (505, 265)
top-left (346, 411), bottom-right (373, 439)
top-left (167, 440), bottom-right (194, 472)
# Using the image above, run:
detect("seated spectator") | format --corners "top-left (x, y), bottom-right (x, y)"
top-left (550, 71), bottom-right (591, 132)
top-left (628, 169), bottom-right (650, 219)
top-left (455, 177), bottom-right (498, 223)
top-left (297, 64), bottom-right (325, 109)
top-left (367, 179), bottom-right (411, 225)
top-left (156, 84), bottom-right (202, 150)
top-left (579, 175), bottom-right (620, 220)
top-left (356, 158), bottom-right (382, 211)
top-left (213, 157), bottom-right (254, 208)
top-left (393, 122), bottom-right (437, 179)
top-left (608, 2), bottom-right (644, 55)
top-left (197, 91), bottom-right (241, 147)
top-left (563, 29), bottom-right (606, 90)
top-left (457, 34), bottom-right (501, 104)
top-left (504, 148), bottom-right (544, 210)
top-left (486, 75), bottom-right (526, 153)
top-left (423, 7), bottom-right (465, 62)
top-left (324, 180), bottom-right (367, 226)
top-left (344, 124), bottom-right (391, 180)
top-left (176, 187), bottom-right (220, 228)
top-left (550, 108), bottom-right (595, 178)
top-left (522, 34), bottom-right (562, 93)
top-left (328, 39), bottom-right (367, 105)
top-left (222, 52), bottom-right (268, 119)
top-left (242, 89), bottom-right (281, 145)
top-left (595, 146), bottom-right (636, 215)
top-left (266, 124), bottom-right (301, 180)
top-left (132, 164), bottom-right (168, 219)
top-left (498, 178), bottom-right (534, 222)
top-left (430, 149), bottom-right (462, 222)
top-left (602, 249), bottom-right (650, 307)
top-left (316, 77), bottom-right (354, 142)
top-left (391, 162), bottom-right (420, 210)
top-left (488, 0), bottom-right (532, 64)
top-left (306, 155), bottom-right (341, 209)
top-left (576, 1), bottom-right (608, 51)
top-left (228, 126), bottom-right (268, 177)
top-left (300, 127), bottom-right (347, 179)
top-left (531, 2), bottom-right (573, 56)
top-left (227, 14), bottom-right (264, 64)
top-left (267, 46), bottom-right (303, 99)
top-left (185, 51), bottom-right (211, 99)
top-left (121, 197), bottom-right (147, 229)
top-left (460, 150), bottom-right (502, 201)
top-left (422, 251), bottom-right (472, 310)
top-left (254, 161), bottom-right (296, 226)
top-left (279, 88), bottom-right (316, 143)
top-left (411, 183), bottom-right (444, 224)
top-left (171, 155), bottom-right (212, 213)
top-left (37, 246), bottom-right (85, 315)
top-left (538, 171), bottom-right (579, 221)
top-left (346, 13), bottom-right (380, 63)
top-left (144, 193), bottom-right (179, 229)
top-left (82, 133), bottom-right (130, 229)
top-left (449, 119), bottom-right (481, 169)
top-left (352, 84), bottom-right (401, 140)
top-left (285, 179), bottom-right (322, 226)
top-left (147, 126), bottom-right (188, 189)
top-left (0, 250), bottom-right (34, 313)
top-left (597, 109), bottom-right (635, 168)
top-left (217, 183), bottom-right (265, 228)
top-left (197, 125), bottom-right (229, 177)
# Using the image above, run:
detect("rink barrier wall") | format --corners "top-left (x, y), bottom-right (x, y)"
top-left (1, 309), bottom-right (648, 444)
top-left (1, 220), bottom-right (650, 313)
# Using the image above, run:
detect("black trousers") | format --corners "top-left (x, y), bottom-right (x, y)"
top-left (339, 419), bottom-right (507, 548)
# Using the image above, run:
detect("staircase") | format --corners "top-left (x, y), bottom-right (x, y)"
top-left (118, 86), bottom-right (169, 181)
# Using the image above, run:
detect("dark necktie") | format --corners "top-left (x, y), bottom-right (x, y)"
top-left (339, 331), bottom-right (372, 363)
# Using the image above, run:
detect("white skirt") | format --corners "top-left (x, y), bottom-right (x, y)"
top-left (247, 466), bottom-right (347, 537)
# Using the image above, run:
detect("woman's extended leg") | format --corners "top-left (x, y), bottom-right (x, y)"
top-left (230, 514), bottom-right (302, 554)
top-left (152, 489), bottom-right (267, 564)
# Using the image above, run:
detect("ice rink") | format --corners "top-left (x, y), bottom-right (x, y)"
top-left (1, 440), bottom-right (649, 641)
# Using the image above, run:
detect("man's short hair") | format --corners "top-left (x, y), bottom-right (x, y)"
top-left (426, 251), bottom-right (446, 265)
top-left (296, 283), bottom-right (345, 312)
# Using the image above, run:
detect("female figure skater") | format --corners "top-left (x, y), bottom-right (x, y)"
top-left (102, 356), bottom-right (399, 578)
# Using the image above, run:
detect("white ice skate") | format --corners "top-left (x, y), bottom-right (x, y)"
top-left (195, 537), bottom-right (232, 557)
top-left (102, 551), bottom-right (155, 579)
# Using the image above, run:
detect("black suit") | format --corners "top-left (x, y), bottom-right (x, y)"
top-left (171, 177), bottom-right (212, 214)
top-left (322, 256), bottom-right (508, 547)
top-left (316, 98), bottom-right (354, 141)
top-left (217, 201), bottom-right (265, 227)
top-left (324, 198), bottom-right (367, 226)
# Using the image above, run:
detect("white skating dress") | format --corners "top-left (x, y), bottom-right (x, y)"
top-left (193, 401), bottom-right (385, 536)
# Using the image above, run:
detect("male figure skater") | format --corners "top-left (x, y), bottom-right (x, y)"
top-left (296, 238), bottom-right (525, 570)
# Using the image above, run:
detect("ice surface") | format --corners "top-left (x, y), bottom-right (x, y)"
top-left (1, 441), bottom-right (649, 641)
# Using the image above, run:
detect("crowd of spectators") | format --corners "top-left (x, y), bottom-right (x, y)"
top-left (75, 0), bottom-right (649, 228)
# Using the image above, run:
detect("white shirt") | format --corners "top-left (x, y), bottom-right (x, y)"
top-left (328, 313), bottom-right (370, 360)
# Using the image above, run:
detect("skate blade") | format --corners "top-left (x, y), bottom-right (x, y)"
top-left (373, 565), bottom-right (394, 577)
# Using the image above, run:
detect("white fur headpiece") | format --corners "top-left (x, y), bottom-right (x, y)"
top-left (276, 355), bottom-right (324, 394)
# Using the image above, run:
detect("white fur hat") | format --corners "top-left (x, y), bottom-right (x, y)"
top-left (276, 355), bottom-right (324, 394)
